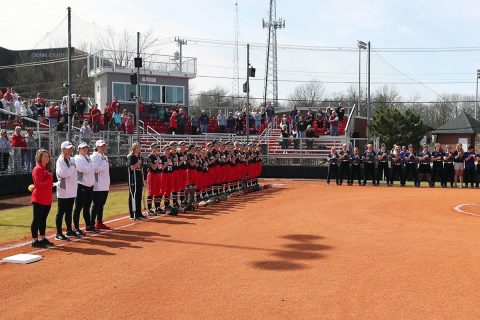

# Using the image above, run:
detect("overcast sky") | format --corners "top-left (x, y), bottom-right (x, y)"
top-left (2, 0), bottom-right (480, 103)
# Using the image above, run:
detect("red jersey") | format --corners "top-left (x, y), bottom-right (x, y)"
top-left (111, 101), bottom-right (120, 112)
top-left (170, 114), bottom-right (177, 128)
top-left (139, 102), bottom-right (145, 114)
top-left (31, 164), bottom-right (53, 205)
top-left (11, 133), bottom-right (27, 148)
top-left (91, 108), bottom-right (101, 122)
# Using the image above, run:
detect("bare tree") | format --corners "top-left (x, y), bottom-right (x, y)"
top-left (288, 81), bottom-right (326, 110)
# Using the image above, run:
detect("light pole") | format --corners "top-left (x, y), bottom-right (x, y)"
top-left (357, 41), bottom-right (367, 117)
top-left (476, 69), bottom-right (480, 120)
top-left (366, 41), bottom-right (371, 143)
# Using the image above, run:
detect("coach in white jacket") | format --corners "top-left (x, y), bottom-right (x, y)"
top-left (73, 141), bottom-right (96, 234)
top-left (55, 141), bottom-right (77, 240)
top-left (91, 140), bottom-right (111, 230)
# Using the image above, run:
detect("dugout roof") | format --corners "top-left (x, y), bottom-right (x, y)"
top-left (432, 111), bottom-right (480, 134)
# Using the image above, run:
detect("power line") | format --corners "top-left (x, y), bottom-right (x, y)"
top-left (195, 74), bottom-right (478, 85)
top-left (183, 36), bottom-right (480, 53)
top-left (0, 55), bottom-right (88, 70)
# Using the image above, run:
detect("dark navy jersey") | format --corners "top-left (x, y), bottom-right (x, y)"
top-left (444, 152), bottom-right (454, 163)
top-left (403, 151), bottom-right (416, 164)
top-left (350, 153), bottom-right (361, 165)
top-left (464, 151), bottom-right (475, 169)
top-left (376, 150), bottom-right (389, 162)
top-left (417, 152), bottom-right (431, 166)
top-left (453, 150), bottom-right (464, 163)
top-left (431, 151), bottom-right (444, 163)
top-left (389, 153), bottom-right (402, 166)
top-left (147, 154), bottom-right (162, 173)
top-left (327, 153), bottom-right (339, 164)
top-left (362, 151), bottom-right (376, 163)
top-left (338, 150), bottom-right (350, 162)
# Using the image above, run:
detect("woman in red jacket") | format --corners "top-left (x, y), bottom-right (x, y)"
top-left (169, 111), bottom-right (178, 134)
top-left (31, 148), bottom-right (54, 248)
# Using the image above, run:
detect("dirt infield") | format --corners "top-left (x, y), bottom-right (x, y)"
top-left (2, 179), bottom-right (480, 319)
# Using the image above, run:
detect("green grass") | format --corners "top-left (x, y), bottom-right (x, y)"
top-left (0, 190), bottom-right (130, 243)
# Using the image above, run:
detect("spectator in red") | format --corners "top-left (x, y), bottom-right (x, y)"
top-left (11, 126), bottom-right (27, 173)
top-left (90, 104), bottom-right (101, 132)
top-left (0, 89), bottom-right (3, 100)
top-left (125, 115), bottom-right (135, 134)
top-left (121, 109), bottom-right (130, 133)
top-left (138, 100), bottom-right (145, 119)
top-left (111, 96), bottom-right (120, 113)
top-left (4, 88), bottom-right (12, 102)
top-left (49, 102), bottom-right (60, 129)
top-left (169, 111), bottom-right (178, 134)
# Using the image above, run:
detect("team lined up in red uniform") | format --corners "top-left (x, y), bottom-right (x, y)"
top-left (145, 141), bottom-right (263, 215)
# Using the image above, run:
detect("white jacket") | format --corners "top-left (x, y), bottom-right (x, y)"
top-left (74, 154), bottom-right (95, 187)
top-left (91, 151), bottom-right (110, 191)
top-left (56, 155), bottom-right (78, 199)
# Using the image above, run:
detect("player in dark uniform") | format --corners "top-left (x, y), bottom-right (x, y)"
top-left (146, 143), bottom-right (162, 216)
top-left (169, 142), bottom-right (180, 207)
top-left (443, 145), bottom-right (455, 188)
top-left (476, 150), bottom-right (480, 188)
top-left (349, 147), bottom-right (362, 186)
top-left (389, 145), bottom-right (403, 186)
top-left (416, 144), bottom-right (432, 187)
top-left (362, 144), bottom-right (376, 186)
top-left (453, 143), bottom-right (465, 188)
top-left (463, 145), bottom-right (476, 188)
top-left (127, 143), bottom-right (146, 220)
top-left (431, 143), bottom-right (445, 188)
top-left (160, 145), bottom-right (174, 211)
top-left (403, 144), bottom-right (418, 187)
top-left (326, 147), bottom-right (339, 185)
top-left (177, 141), bottom-right (188, 206)
top-left (376, 143), bottom-right (389, 186)
top-left (337, 144), bottom-right (350, 186)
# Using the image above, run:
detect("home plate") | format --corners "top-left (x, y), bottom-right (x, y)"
top-left (2, 253), bottom-right (43, 264)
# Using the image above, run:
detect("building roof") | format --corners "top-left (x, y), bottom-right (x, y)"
top-left (432, 111), bottom-right (480, 135)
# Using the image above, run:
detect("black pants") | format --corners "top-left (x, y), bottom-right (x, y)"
top-left (444, 163), bottom-right (454, 186)
top-left (56, 197), bottom-right (75, 234)
top-left (349, 164), bottom-right (362, 185)
top-left (32, 203), bottom-right (51, 238)
top-left (377, 162), bottom-right (389, 185)
top-left (92, 191), bottom-right (109, 225)
top-left (476, 166), bottom-right (480, 187)
top-left (327, 164), bottom-right (338, 184)
top-left (432, 163), bottom-right (444, 186)
top-left (338, 161), bottom-right (350, 185)
top-left (73, 184), bottom-right (93, 229)
top-left (417, 166), bottom-right (432, 186)
top-left (129, 184), bottom-right (143, 218)
top-left (363, 162), bottom-right (375, 185)
top-left (403, 163), bottom-right (418, 185)
top-left (191, 126), bottom-right (197, 135)
top-left (464, 168), bottom-right (476, 187)
top-left (390, 165), bottom-right (403, 185)
top-left (0, 152), bottom-right (9, 171)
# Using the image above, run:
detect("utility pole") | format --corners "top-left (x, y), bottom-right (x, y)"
top-left (136, 32), bottom-right (140, 143)
top-left (246, 44), bottom-right (250, 143)
top-left (232, 1), bottom-right (240, 98)
top-left (366, 41), bottom-right (371, 143)
top-left (357, 41), bottom-right (367, 117)
top-left (476, 69), bottom-right (480, 120)
top-left (174, 37), bottom-right (188, 72)
top-left (262, 0), bottom-right (285, 109)
top-left (67, 7), bottom-right (72, 142)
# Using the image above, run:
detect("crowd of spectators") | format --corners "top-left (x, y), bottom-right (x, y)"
top-left (279, 103), bottom-right (347, 150)
top-left (0, 126), bottom-right (38, 173)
